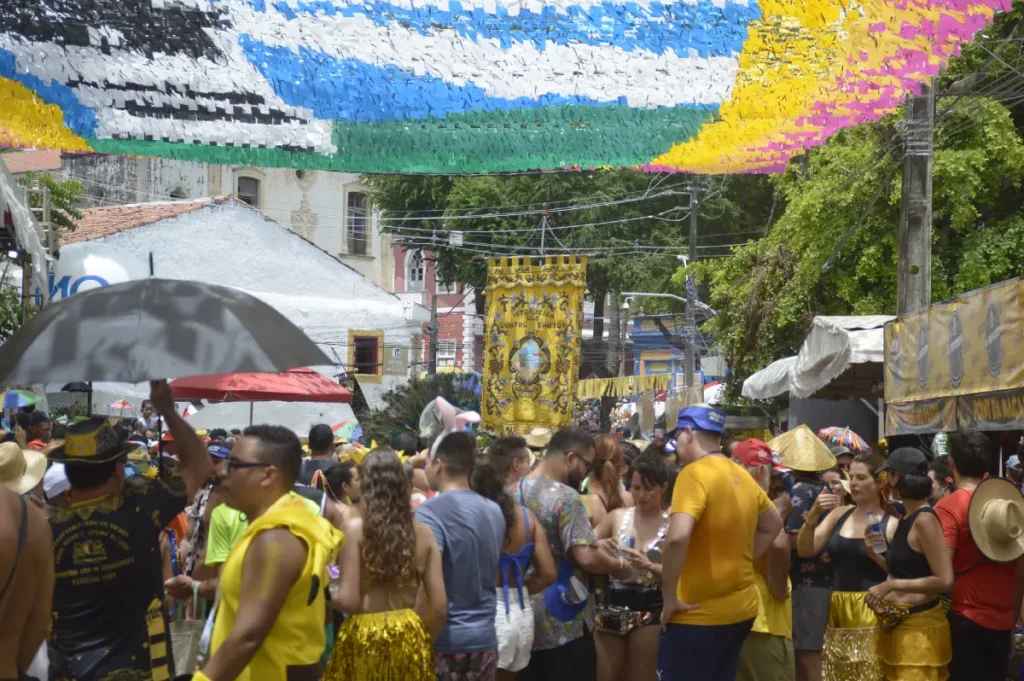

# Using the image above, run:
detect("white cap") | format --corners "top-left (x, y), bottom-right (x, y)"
top-left (43, 463), bottom-right (70, 501)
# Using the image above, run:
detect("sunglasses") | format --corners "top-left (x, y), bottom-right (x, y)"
top-left (227, 457), bottom-right (271, 472)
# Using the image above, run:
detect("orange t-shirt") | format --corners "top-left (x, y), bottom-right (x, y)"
top-left (166, 511), bottom-right (188, 543)
top-left (935, 488), bottom-right (1018, 630)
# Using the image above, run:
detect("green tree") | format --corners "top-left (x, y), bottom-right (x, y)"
top-left (18, 171), bottom-right (84, 234)
top-left (690, 96), bottom-right (1024, 396)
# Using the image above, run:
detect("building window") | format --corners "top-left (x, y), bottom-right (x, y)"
top-left (237, 176), bottom-right (260, 208)
top-left (347, 191), bottom-right (369, 256)
top-left (437, 280), bottom-right (458, 295)
top-left (407, 251), bottom-right (425, 292)
top-left (348, 329), bottom-right (384, 382)
top-left (437, 340), bottom-right (457, 368)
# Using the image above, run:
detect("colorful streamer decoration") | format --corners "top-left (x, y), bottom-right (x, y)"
top-left (0, 0), bottom-right (1008, 174)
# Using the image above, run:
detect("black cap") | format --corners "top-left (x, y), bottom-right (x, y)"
top-left (879, 447), bottom-right (928, 476)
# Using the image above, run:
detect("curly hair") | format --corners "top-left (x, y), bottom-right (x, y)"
top-left (591, 435), bottom-right (626, 512)
top-left (471, 453), bottom-right (516, 542)
top-left (359, 447), bottom-right (418, 586)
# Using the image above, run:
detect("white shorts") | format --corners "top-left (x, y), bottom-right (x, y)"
top-left (495, 588), bottom-right (535, 672)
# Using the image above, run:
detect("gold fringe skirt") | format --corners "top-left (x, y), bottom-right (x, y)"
top-left (323, 609), bottom-right (434, 681)
top-left (823, 591), bottom-right (882, 681)
top-left (877, 604), bottom-right (951, 681)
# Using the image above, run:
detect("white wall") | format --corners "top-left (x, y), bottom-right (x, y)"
top-left (89, 201), bottom-right (416, 407)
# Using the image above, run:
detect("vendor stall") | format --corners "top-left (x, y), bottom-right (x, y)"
top-left (884, 277), bottom-right (1023, 436)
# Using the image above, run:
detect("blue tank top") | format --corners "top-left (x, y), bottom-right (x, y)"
top-left (497, 506), bottom-right (534, 613)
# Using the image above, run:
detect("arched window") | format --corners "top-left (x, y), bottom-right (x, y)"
top-left (407, 251), bottom-right (425, 291)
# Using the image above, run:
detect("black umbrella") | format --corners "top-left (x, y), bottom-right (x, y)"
top-left (0, 278), bottom-right (332, 384)
top-left (60, 381), bottom-right (93, 417)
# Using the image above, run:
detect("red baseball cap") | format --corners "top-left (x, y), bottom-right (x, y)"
top-left (733, 439), bottom-right (774, 468)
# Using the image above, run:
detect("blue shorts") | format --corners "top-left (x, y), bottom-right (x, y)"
top-left (656, 619), bottom-right (754, 681)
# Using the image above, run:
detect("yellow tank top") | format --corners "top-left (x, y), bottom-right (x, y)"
top-left (750, 555), bottom-right (792, 639)
top-left (211, 494), bottom-right (344, 680)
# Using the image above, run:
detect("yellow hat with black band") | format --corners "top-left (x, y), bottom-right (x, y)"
top-left (48, 417), bottom-right (137, 464)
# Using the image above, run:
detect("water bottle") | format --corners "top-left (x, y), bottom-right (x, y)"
top-left (867, 511), bottom-right (886, 554)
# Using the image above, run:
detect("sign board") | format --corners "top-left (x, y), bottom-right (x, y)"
top-left (383, 347), bottom-right (409, 375)
top-left (449, 231), bottom-right (463, 246)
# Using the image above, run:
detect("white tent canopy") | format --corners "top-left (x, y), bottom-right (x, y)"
top-left (742, 315), bottom-right (895, 400)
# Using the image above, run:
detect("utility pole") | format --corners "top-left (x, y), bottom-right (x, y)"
top-left (539, 204), bottom-right (548, 256)
top-left (684, 187), bottom-right (698, 390)
top-left (20, 252), bottom-right (31, 323)
top-left (428, 291), bottom-right (439, 374)
top-left (897, 83), bottom-right (934, 316)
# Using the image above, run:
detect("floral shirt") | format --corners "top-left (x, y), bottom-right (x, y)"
top-left (512, 473), bottom-right (596, 650)
top-left (785, 480), bottom-right (833, 589)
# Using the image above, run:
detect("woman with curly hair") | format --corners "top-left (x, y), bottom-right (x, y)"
top-left (585, 435), bottom-right (634, 527)
top-left (324, 448), bottom-right (447, 681)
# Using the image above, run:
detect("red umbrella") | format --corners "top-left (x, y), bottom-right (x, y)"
top-left (170, 368), bottom-right (351, 404)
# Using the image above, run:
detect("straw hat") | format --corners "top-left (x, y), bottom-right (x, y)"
top-left (0, 441), bottom-right (47, 495)
top-left (526, 427), bottom-right (553, 451)
top-left (969, 477), bottom-right (1024, 563)
top-left (768, 425), bottom-right (837, 473)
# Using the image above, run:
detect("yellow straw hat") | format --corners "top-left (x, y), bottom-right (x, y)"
top-left (768, 425), bottom-right (837, 473)
top-left (969, 477), bottom-right (1024, 563)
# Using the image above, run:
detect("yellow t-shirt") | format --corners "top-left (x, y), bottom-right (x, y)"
top-left (750, 555), bottom-right (792, 639)
top-left (210, 494), bottom-right (344, 680)
top-left (670, 454), bottom-right (772, 625)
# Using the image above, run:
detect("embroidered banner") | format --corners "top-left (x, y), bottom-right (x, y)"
top-left (482, 256), bottom-right (586, 434)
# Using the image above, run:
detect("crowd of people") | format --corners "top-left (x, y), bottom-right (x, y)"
top-left (2, 388), bottom-right (1024, 681)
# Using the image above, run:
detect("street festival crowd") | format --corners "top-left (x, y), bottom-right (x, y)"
top-left (2, 391), bottom-right (1024, 681)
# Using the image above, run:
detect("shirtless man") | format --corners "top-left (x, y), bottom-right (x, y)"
top-left (0, 485), bottom-right (54, 680)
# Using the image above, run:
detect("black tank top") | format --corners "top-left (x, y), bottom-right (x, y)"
top-left (887, 507), bottom-right (936, 580)
top-left (826, 507), bottom-right (890, 591)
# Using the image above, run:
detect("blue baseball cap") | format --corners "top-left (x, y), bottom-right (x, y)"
top-left (670, 405), bottom-right (728, 438)
top-left (208, 443), bottom-right (232, 459)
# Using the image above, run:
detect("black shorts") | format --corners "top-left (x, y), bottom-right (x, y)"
top-left (791, 586), bottom-right (831, 652)
top-left (947, 610), bottom-right (1011, 681)
top-left (519, 625), bottom-right (596, 681)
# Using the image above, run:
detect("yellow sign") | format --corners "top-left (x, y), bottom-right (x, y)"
top-left (885, 278), bottom-right (1024, 402)
top-left (481, 256), bottom-right (587, 434)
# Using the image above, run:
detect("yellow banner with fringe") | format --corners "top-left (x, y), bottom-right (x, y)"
top-left (482, 256), bottom-right (587, 434)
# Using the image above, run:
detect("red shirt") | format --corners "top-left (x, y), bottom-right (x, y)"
top-left (934, 488), bottom-right (1018, 630)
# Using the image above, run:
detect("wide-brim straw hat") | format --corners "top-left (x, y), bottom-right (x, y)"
top-left (969, 477), bottom-right (1024, 563)
top-left (526, 427), bottom-right (552, 450)
top-left (768, 425), bottom-right (837, 473)
top-left (0, 441), bottom-right (47, 495)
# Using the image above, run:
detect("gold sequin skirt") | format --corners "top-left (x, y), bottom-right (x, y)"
top-left (323, 609), bottom-right (434, 681)
top-left (877, 604), bottom-right (951, 681)
top-left (823, 591), bottom-right (882, 681)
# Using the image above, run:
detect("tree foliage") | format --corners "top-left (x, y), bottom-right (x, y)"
top-left (18, 172), bottom-right (84, 234)
top-left (691, 94), bottom-right (1024, 394)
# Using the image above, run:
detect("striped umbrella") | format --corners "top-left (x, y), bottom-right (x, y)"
top-left (1, 389), bottom-right (43, 410)
top-left (817, 426), bottom-right (870, 453)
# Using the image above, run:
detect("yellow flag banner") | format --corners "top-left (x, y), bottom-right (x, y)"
top-left (885, 277), bottom-right (1024, 403)
top-left (576, 374), bottom-right (672, 399)
top-left (482, 256), bottom-right (587, 434)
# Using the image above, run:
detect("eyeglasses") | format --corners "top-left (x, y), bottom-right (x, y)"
top-left (227, 457), bottom-right (271, 472)
top-left (574, 452), bottom-right (594, 477)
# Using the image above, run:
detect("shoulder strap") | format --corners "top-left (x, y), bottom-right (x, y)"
top-left (0, 496), bottom-right (29, 605)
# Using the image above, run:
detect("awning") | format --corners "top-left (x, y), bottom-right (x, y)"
top-left (742, 315), bottom-right (895, 400)
top-left (742, 356), bottom-right (797, 400)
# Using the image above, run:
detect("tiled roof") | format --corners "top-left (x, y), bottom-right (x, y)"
top-left (2, 150), bottom-right (63, 174)
top-left (63, 195), bottom-right (232, 245)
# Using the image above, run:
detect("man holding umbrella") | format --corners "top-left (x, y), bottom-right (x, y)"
top-left (47, 380), bottom-right (212, 681)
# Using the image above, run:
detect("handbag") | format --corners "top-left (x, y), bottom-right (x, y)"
top-left (170, 581), bottom-right (204, 676)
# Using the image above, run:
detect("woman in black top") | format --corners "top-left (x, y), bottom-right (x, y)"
top-left (798, 452), bottom-right (896, 681)
top-left (865, 448), bottom-right (953, 681)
